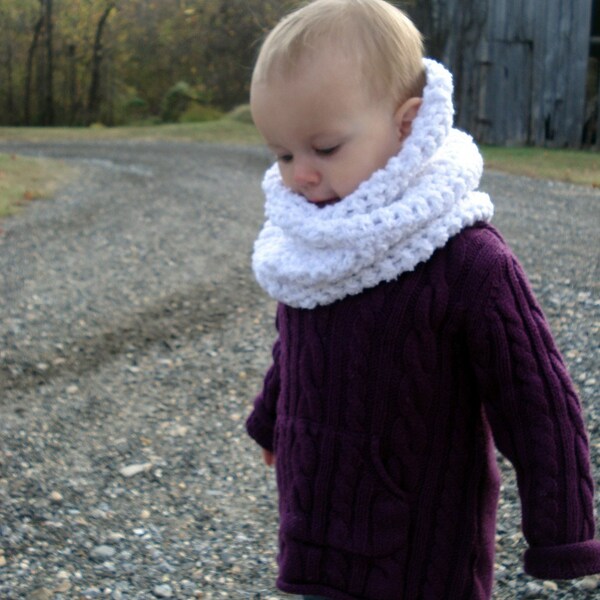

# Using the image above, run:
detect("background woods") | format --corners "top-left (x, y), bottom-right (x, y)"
top-left (0, 0), bottom-right (598, 148)
top-left (0, 0), bottom-right (295, 127)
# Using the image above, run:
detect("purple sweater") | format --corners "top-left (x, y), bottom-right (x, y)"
top-left (246, 223), bottom-right (600, 600)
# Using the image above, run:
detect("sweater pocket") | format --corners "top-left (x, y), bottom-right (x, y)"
top-left (275, 416), bottom-right (409, 558)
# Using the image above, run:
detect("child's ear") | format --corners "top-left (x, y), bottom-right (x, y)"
top-left (394, 97), bottom-right (423, 141)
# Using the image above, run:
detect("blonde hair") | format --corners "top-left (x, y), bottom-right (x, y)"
top-left (252, 0), bottom-right (425, 103)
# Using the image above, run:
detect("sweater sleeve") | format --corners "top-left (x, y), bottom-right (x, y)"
top-left (246, 334), bottom-right (281, 453)
top-left (469, 250), bottom-right (600, 580)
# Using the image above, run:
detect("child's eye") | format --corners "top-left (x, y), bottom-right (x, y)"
top-left (315, 145), bottom-right (339, 157)
top-left (277, 154), bottom-right (293, 163)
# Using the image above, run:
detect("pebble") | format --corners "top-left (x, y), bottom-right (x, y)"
top-left (578, 575), bottom-right (599, 591)
top-left (542, 580), bottom-right (558, 592)
top-left (523, 581), bottom-right (544, 598)
top-left (28, 589), bottom-right (53, 600)
top-left (89, 545), bottom-right (116, 562)
top-left (153, 583), bottom-right (174, 598)
top-left (49, 490), bottom-right (63, 503)
top-left (53, 578), bottom-right (71, 592)
top-left (119, 462), bottom-right (153, 477)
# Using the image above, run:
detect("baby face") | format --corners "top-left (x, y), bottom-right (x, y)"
top-left (251, 54), bottom-right (407, 205)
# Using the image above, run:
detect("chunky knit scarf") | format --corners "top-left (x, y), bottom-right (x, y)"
top-left (252, 59), bottom-right (494, 309)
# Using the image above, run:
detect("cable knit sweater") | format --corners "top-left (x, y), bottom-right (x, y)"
top-left (247, 59), bottom-right (599, 598)
top-left (247, 223), bottom-right (600, 600)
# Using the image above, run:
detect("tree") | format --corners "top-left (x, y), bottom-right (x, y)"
top-left (200, 0), bottom-right (297, 109)
top-left (0, 0), bottom-right (302, 126)
top-left (87, 2), bottom-right (116, 124)
top-left (41, 0), bottom-right (55, 125)
top-left (0, 7), bottom-right (16, 123)
top-left (24, 12), bottom-right (44, 124)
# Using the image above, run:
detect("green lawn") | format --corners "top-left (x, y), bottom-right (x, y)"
top-left (481, 146), bottom-right (600, 188)
top-left (0, 118), bottom-right (262, 145)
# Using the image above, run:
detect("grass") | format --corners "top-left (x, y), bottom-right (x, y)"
top-left (1, 119), bottom-right (598, 218)
top-left (0, 117), bottom-right (262, 145)
top-left (481, 146), bottom-right (600, 188)
top-left (0, 153), bottom-right (78, 218)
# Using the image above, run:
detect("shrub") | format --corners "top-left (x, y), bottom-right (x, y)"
top-left (180, 104), bottom-right (224, 123)
top-left (227, 104), bottom-right (254, 124)
top-left (126, 96), bottom-right (149, 117)
top-left (161, 81), bottom-right (196, 123)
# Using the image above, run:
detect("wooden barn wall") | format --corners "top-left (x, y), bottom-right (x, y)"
top-left (417, 0), bottom-right (593, 147)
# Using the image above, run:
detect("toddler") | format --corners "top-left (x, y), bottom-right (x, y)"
top-left (246, 1), bottom-right (600, 599)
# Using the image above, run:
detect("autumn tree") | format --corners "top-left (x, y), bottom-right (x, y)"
top-left (0, 0), bottom-right (301, 126)
top-left (87, 2), bottom-right (116, 124)
top-left (200, 0), bottom-right (296, 109)
top-left (43, 0), bottom-right (55, 123)
top-left (25, 10), bottom-right (44, 124)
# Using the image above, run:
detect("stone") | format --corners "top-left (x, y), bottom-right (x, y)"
top-left (119, 463), bottom-right (152, 477)
top-left (542, 580), bottom-right (557, 592)
top-left (49, 490), bottom-right (63, 503)
top-left (89, 545), bottom-right (116, 562)
top-left (523, 581), bottom-right (544, 598)
top-left (53, 578), bottom-right (71, 593)
top-left (153, 584), bottom-right (173, 598)
top-left (28, 589), bottom-right (53, 600)
top-left (578, 575), bottom-right (599, 591)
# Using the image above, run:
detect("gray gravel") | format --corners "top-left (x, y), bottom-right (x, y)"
top-left (0, 140), bottom-right (598, 600)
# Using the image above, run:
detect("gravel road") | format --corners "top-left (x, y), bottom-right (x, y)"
top-left (0, 140), bottom-right (598, 600)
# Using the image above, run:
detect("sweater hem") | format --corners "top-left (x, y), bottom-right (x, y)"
top-left (277, 579), bottom-right (360, 600)
top-left (524, 540), bottom-right (600, 580)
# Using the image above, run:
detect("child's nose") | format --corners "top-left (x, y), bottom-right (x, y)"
top-left (293, 159), bottom-right (320, 187)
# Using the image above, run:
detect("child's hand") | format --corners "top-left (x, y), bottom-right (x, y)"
top-left (262, 449), bottom-right (275, 466)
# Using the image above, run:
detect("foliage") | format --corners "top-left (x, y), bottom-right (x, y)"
top-left (227, 104), bottom-right (254, 125)
top-left (0, 0), bottom-right (300, 127)
top-left (160, 81), bottom-right (196, 123)
top-left (180, 104), bottom-right (224, 124)
top-left (123, 95), bottom-right (149, 122)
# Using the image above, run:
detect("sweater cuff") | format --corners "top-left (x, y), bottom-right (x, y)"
top-left (524, 540), bottom-right (600, 580)
top-left (246, 406), bottom-right (275, 453)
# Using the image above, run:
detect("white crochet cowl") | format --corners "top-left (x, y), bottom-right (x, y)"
top-left (252, 59), bottom-right (494, 309)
